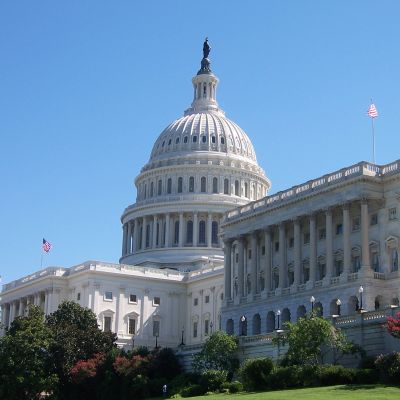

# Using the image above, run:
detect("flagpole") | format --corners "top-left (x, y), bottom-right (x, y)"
top-left (41, 251), bottom-right (43, 268)
top-left (372, 116), bottom-right (375, 164)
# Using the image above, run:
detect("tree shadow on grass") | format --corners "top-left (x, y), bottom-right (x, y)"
top-left (334, 384), bottom-right (385, 391)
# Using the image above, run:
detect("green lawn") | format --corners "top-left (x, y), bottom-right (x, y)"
top-left (177, 385), bottom-right (400, 400)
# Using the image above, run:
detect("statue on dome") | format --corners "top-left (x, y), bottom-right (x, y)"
top-left (203, 38), bottom-right (211, 59)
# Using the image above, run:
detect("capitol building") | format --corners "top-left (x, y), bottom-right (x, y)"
top-left (1, 42), bottom-right (400, 358)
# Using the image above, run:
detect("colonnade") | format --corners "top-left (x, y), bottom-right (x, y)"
top-left (122, 212), bottom-right (222, 257)
top-left (224, 200), bottom-right (373, 301)
top-left (0, 288), bottom-right (56, 329)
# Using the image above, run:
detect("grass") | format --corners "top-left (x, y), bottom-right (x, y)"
top-left (175, 385), bottom-right (400, 400)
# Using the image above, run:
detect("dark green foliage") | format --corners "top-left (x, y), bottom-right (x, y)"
top-left (239, 357), bottom-right (274, 390)
top-left (317, 365), bottom-right (356, 386)
top-left (375, 352), bottom-right (400, 383)
top-left (180, 384), bottom-right (207, 397)
top-left (353, 368), bottom-right (379, 384)
top-left (168, 372), bottom-right (201, 395)
top-left (149, 347), bottom-right (182, 380)
top-left (266, 366), bottom-right (304, 389)
top-left (222, 380), bottom-right (243, 393)
top-left (199, 369), bottom-right (228, 392)
top-left (192, 331), bottom-right (238, 373)
top-left (0, 305), bottom-right (58, 400)
top-left (46, 301), bottom-right (116, 399)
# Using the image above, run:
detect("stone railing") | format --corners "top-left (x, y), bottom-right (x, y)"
top-left (226, 160), bottom-right (400, 222)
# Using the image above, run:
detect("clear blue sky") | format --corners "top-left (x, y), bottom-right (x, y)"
top-left (1, 1), bottom-right (400, 283)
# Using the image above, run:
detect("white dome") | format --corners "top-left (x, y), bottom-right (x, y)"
top-left (149, 111), bottom-right (257, 163)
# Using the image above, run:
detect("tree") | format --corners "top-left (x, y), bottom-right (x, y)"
top-left (192, 331), bottom-right (238, 373)
top-left (273, 313), bottom-right (360, 366)
top-left (386, 312), bottom-right (400, 339)
top-left (0, 305), bottom-right (58, 400)
top-left (46, 301), bottom-right (116, 399)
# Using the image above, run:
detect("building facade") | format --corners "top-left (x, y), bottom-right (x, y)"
top-left (1, 43), bottom-right (400, 359)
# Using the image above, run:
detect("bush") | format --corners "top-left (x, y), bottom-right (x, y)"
top-left (169, 372), bottom-right (200, 395)
top-left (353, 368), bottom-right (379, 384)
top-left (181, 384), bottom-right (207, 397)
top-left (199, 369), bottom-right (228, 392)
top-left (266, 366), bottom-right (303, 389)
top-left (239, 357), bottom-right (274, 390)
top-left (316, 365), bottom-right (355, 386)
top-left (222, 381), bottom-right (243, 393)
top-left (375, 352), bottom-right (400, 383)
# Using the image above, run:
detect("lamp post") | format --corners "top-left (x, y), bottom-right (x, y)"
top-left (336, 299), bottom-right (341, 316)
top-left (210, 321), bottom-right (213, 335)
top-left (155, 332), bottom-right (159, 349)
top-left (180, 326), bottom-right (185, 346)
top-left (240, 315), bottom-right (246, 336)
top-left (358, 285), bottom-right (364, 311)
top-left (276, 310), bottom-right (281, 331)
top-left (310, 296), bottom-right (315, 313)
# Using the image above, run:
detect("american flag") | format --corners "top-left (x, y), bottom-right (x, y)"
top-left (42, 238), bottom-right (52, 253)
top-left (367, 103), bottom-right (378, 118)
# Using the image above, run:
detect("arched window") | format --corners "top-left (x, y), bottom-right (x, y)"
top-left (163, 223), bottom-right (166, 246)
top-left (193, 136), bottom-right (197, 143)
top-left (186, 220), bottom-right (193, 244)
top-left (157, 180), bottom-right (162, 196)
top-left (174, 221), bottom-right (179, 245)
top-left (201, 135), bottom-right (206, 143)
top-left (143, 184), bottom-right (147, 199)
top-left (167, 178), bottom-right (172, 194)
top-left (224, 178), bottom-right (229, 194)
top-left (212, 177), bottom-right (218, 193)
top-left (244, 182), bottom-right (248, 198)
top-left (234, 180), bottom-right (239, 196)
top-left (226, 319), bottom-right (234, 335)
top-left (184, 136), bottom-right (188, 143)
top-left (221, 137), bottom-right (225, 145)
top-left (189, 177), bottom-right (195, 192)
top-left (266, 311), bottom-right (275, 332)
top-left (150, 182), bottom-right (154, 197)
top-left (156, 223), bottom-right (160, 246)
top-left (146, 224), bottom-right (150, 248)
top-left (252, 314), bottom-right (261, 335)
top-left (175, 137), bottom-right (180, 144)
top-left (199, 221), bottom-right (206, 245)
top-left (178, 177), bottom-right (183, 193)
top-left (211, 136), bottom-right (216, 144)
top-left (212, 221), bottom-right (218, 245)
top-left (201, 177), bottom-right (206, 193)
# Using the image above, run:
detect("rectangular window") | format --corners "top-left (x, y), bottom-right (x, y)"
top-left (104, 316), bottom-right (112, 332)
top-left (352, 217), bottom-right (360, 231)
top-left (303, 232), bottom-right (310, 244)
top-left (104, 291), bottom-right (113, 301)
top-left (153, 297), bottom-right (161, 306)
top-left (318, 228), bottom-right (326, 240)
top-left (153, 320), bottom-right (160, 336)
top-left (336, 224), bottom-right (343, 235)
top-left (205, 295), bottom-right (210, 304)
top-left (275, 242), bottom-right (279, 252)
top-left (389, 207), bottom-right (397, 220)
top-left (77, 292), bottom-right (81, 301)
top-left (204, 319), bottom-right (209, 335)
top-left (288, 237), bottom-right (294, 248)
top-left (194, 298), bottom-right (198, 306)
top-left (235, 253), bottom-right (239, 263)
top-left (129, 294), bottom-right (137, 303)
top-left (193, 322), bottom-right (198, 338)
top-left (248, 249), bottom-right (252, 259)
top-left (128, 318), bottom-right (136, 335)
top-left (370, 213), bottom-right (378, 226)
top-left (261, 245), bottom-right (265, 255)
top-left (220, 293), bottom-right (224, 300)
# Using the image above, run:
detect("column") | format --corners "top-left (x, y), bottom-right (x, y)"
top-left (122, 223), bottom-right (128, 256)
top-left (141, 216), bottom-right (147, 250)
top-left (361, 200), bottom-right (370, 268)
top-left (250, 232), bottom-right (257, 296)
top-left (178, 212), bottom-right (184, 247)
top-left (9, 301), bottom-right (17, 326)
top-left (238, 237), bottom-right (245, 298)
top-left (153, 215), bottom-right (158, 248)
top-left (116, 287), bottom-right (126, 336)
top-left (165, 213), bottom-right (171, 247)
top-left (325, 209), bottom-right (333, 280)
top-left (342, 203), bottom-right (351, 275)
top-left (133, 219), bottom-right (138, 252)
top-left (278, 223), bottom-right (286, 288)
top-left (293, 219), bottom-right (301, 287)
top-left (264, 228), bottom-right (272, 292)
top-left (193, 212), bottom-right (198, 246)
top-left (126, 221), bottom-right (132, 255)
top-left (207, 213), bottom-right (212, 247)
top-left (46, 289), bottom-right (53, 314)
top-left (309, 214), bottom-right (317, 283)
top-left (224, 240), bottom-right (232, 300)
top-left (1, 304), bottom-right (7, 329)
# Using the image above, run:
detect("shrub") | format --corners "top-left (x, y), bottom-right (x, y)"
top-left (181, 384), bottom-right (207, 397)
top-left (222, 381), bottom-right (243, 393)
top-left (266, 366), bottom-right (303, 389)
top-left (239, 357), bottom-right (274, 390)
top-left (375, 352), bottom-right (400, 383)
top-left (169, 372), bottom-right (200, 395)
top-left (353, 368), bottom-right (379, 384)
top-left (316, 365), bottom-right (355, 386)
top-left (199, 369), bottom-right (228, 392)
